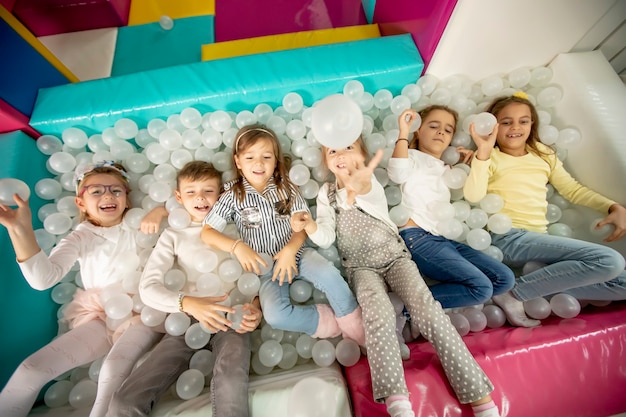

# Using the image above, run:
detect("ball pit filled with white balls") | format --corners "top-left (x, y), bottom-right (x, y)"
top-left (10, 65), bottom-right (614, 410)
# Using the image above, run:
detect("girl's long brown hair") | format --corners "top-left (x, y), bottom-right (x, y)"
top-left (231, 124), bottom-right (296, 212)
top-left (487, 95), bottom-right (555, 166)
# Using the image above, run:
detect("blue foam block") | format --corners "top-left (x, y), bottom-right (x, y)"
top-left (112, 15), bottom-right (215, 76)
top-left (0, 19), bottom-right (71, 116)
top-left (0, 131), bottom-right (58, 390)
top-left (30, 34), bottom-right (423, 136)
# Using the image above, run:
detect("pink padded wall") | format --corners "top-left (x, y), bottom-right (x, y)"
top-left (373, 0), bottom-right (457, 72)
top-left (214, 0), bottom-right (367, 42)
top-left (0, 99), bottom-right (39, 138)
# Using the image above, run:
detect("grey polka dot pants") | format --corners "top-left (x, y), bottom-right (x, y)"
top-left (328, 185), bottom-right (494, 403)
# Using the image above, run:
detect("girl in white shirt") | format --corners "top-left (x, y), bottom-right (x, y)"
top-left (0, 162), bottom-right (164, 417)
top-left (291, 138), bottom-right (499, 417)
top-left (388, 106), bottom-right (515, 309)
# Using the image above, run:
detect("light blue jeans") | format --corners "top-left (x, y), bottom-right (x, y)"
top-left (259, 247), bottom-right (358, 334)
top-left (491, 229), bottom-right (626, 301)
top-left (400, 227), bottom-right (515, 308)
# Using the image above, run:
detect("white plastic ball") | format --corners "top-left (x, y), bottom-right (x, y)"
top-left (176, 369), bottom-right (205, 400)
top-left (62, 127), bottom-right (88, 149)
top-left (114, 118), bottom-right (139, 139)
top-left (311, 94), bottom-right (364, 148)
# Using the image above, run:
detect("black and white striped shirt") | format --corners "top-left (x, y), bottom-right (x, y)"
top-left (203, 177), bottom-right (309, 259)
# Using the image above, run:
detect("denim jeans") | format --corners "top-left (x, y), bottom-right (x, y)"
top-left (491, 228), bottom-right (626, 301)
top-left (259, 247), bottom-right (358, 334)
top-left (400, 227), bottom-right (515, 308)
top-left (108, 330), bottom-right (250, 417)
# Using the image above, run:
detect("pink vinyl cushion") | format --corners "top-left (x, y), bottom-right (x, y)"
top-left (345, 301), bottom-right (626, 417)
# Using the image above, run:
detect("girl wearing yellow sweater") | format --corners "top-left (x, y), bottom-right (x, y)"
top-left (464, 93), bottom-right (626, 327)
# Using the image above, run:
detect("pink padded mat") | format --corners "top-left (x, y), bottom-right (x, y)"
top-left (345, 301), bottom-right (626, 417)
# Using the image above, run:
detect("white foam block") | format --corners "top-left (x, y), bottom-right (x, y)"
top-left (549, 50), bottom-right (626, 256)
top-left (38, 28), bottom-right (118, 82)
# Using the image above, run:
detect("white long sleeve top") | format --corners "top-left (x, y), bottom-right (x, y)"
top-left (308, 175), bottom-right (397, 249)
top-left (387, 149), bottom-right (451, 235)
top-left (139, 222), bottom-right (235, 313)
top-left (18, 221), bottom-right (139, 291)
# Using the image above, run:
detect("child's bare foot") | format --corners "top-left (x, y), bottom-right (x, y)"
top-left (492, 292), bottom-right (541, 327)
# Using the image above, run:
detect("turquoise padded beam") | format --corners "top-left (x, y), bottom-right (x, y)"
top-left (30, 34), bottom-right (423, 136)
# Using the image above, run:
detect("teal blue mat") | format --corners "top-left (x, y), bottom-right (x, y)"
top-left (30, 34), bottom-right (423, 136)
top-left (112, 15), bottom-right (215, 76)
top-left (0, 131), bottom-right (58, 390)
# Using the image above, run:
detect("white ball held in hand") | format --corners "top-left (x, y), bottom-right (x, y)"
top-left (472, 112), bottom-right (497, 136)
top-left (0, 178), bottom-right (30, 205)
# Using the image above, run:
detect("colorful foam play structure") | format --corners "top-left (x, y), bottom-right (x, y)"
top-left (1, 1), bottom-right (626, 417)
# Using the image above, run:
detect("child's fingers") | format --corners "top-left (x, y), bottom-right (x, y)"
top-left (368, 149), bottom-right (384, 170)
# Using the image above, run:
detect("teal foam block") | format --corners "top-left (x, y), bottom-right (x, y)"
top-left (0, 131), bottom-right (58, 390)
top-left (111, 15), bottom-right (215, 76)
top-left (0, 18), bottom-right (70, 116)
top-left (361, 0), bottom-right (376, 23)
top-left (30, 34), bottom-right (423, 136)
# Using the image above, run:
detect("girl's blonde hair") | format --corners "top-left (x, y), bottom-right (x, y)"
top-left (231, 124), bottom-right (296, 212)
top-left (409, 105), bottom-right (458, 149)
top-left (487, 95), bottom-right (555, 165)
top-left (75, 162), bottom-right (131, 225)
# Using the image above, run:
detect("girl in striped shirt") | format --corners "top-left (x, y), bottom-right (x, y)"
top-left (201, 124), bottom-right (364, 344)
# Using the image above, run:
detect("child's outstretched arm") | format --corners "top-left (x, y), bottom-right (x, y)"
top-left (463, 123), bottom-right (500, 203)
top-left (201, 224), bottom-right (267, 275)
top-left (0, 194), bottom-right (40, 262)
top-left (598, 203), bottom-right (626, 242)
top-left (392, 109), bottom-right (418, 158)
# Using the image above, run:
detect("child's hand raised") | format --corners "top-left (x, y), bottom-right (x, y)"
top-left (336, 149), bottom-right (384, 205)
top-left (469, 122), bottom-right (499, 161)
top-left (0, 193), bottom-right (33, 231)
top-left (398, 109), bottom-right (419, 138)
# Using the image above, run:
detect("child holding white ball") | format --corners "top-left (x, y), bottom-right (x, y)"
top-left (0, 161), bottom-right (167, 417)
top-left (464, 93), bottom-right (626, 327)
top-left (108, 160), bottom-right (261, 417)
top-left (388, 106), bottom-right (515, 309)
top-left (201, 124), bottom-right (365, 345)
top-left (291, 137), bottom-right (500, 417)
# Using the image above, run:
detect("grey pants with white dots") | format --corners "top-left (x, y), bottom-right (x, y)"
top-left (329, 186), bottom-right (494, 403)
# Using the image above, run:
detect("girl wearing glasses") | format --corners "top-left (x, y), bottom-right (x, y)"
top-left (0, 161), bottom-right (166, 417)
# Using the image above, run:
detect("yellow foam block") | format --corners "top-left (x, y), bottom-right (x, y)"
top-left (128, 0), bottom-right (215, 25)
top-left (201, 24), bottom-right (381, 61)
top-left (0, 5), bottom-right (78, 82)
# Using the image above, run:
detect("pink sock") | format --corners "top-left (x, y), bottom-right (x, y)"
top-left (472, 400), bottom-right (500, 417)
